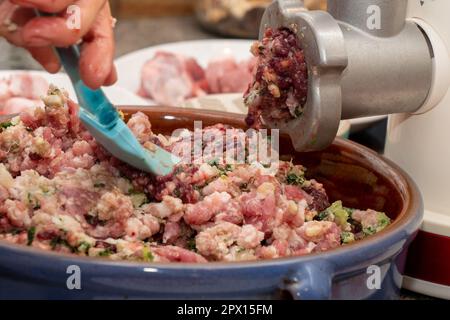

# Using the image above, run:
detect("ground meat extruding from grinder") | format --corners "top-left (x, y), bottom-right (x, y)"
top-left (245, 27), bottom-right (308, 128)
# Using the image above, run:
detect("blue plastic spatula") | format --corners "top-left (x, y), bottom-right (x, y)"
top-left (45, 43), bottom-right (180, 176)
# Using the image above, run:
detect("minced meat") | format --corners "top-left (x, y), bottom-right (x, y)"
top-left (245, 27), bottom-right (308, 128)
top-left (0, 87), bottom-right (390, 263)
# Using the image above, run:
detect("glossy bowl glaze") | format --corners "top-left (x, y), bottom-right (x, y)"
top-left (0, 107), bottom-right (423, 299)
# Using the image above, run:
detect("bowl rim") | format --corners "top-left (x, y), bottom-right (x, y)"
top-left (0, 107), bottom-right (423, 271)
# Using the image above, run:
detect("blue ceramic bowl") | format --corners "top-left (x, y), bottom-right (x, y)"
top-left (0, 108), bottom-right (423, 299)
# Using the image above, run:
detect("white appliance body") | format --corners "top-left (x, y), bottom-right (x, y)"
top-left (385, 0), bottom-right (450, 299)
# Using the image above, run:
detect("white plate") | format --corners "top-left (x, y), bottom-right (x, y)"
top-left (182, 93), bottom-right (246, 114)
top-left (184, 93), bottom-right (388, 134)
top-left (0, 70), bottom-right (148, 106)
top-left (115, 39), bottom-right (254, 105)
top-left (115, 40), bottom-right (387, 131)
top-left (182, 93), bottom-right (351, 138)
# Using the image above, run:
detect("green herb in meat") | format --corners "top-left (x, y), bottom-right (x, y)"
top-left (330, 201), bottom-right (350, 227)
top-left (286, 172), bottom-right (305, 186)
top-left (187, 238), bottom-right (197, 252)
top-left (315, 210), bottom-right (330, 221)
top-left (377, 212), bottom-right (391, 230)
top-left (341, 231), bottom-right (355, 244)
top-left (94, 182), bottom-right (106, 188)
top-left (208, 159), bottom-right (233, 176)
top-left (27, 192), bottom-right (41, 210)
top-left (142, 246), bottom-right (154, 262)
top-left (0, 121), bottom-right (13, 130)
top-left (315, 201), bottom-right (352, 228)
top-left (362, 212), bottom-right (391, 236)
top-left (77, 241), bottom-right (91, 253)
top-left (27, 226), bottom-right (36, 246)
top-left (173, 189), bottom-right (181, 198)
top-left (208, 159), bottom-right (219, 167)
top-left (294, 108), bottom-right (304, 118)
top-left (50, 236), bottom-right (77, 252)
top-left (99, 248), bottom-right (114, 257)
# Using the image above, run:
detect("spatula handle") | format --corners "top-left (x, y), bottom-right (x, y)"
top-left (34, 10), bottom-right (118, 128)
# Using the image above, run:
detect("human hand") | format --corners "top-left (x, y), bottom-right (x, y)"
top-left (0, 0), bottom-right (117, 89)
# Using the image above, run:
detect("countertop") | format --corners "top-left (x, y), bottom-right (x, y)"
top-left (0, 16), bottom-right (436, 301)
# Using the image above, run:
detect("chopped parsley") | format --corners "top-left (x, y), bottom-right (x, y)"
top-left (315, 201), bottom-right (352, 228)
top-left (286, 172), bottom-right (305, 186)
top-left (27, 227), bottom-right (36, 246)
top-left (218, 165), bottom-right (233, 176)
top-left (99, 248), bottom-right (114, 257)
top-left (77, 241), bottom-right (91, 253)
top-left (142, 246), bottom-right (154, 262)
top-left (0, 121), bottom-right (13, 129)
top-left (94, 182), bottom-right (106, 188)
top-left (208, 159), bottom-right (233, 176)
top-left (173, 166), bottom-right (183, 175)
top-left (341, 231), bottom-right (355, 244)
top-left (50, 237), bottom-right (60, 249)
top-left (377, 212), bottom-right (391, 230)
top-left (50, 236), bottom-right (76, 252)
top-left (315, 210), bottom-right (329, 221)
top-left (362, 212), bottom-right (391, 236)
top-left (236, 247), bottom-right (246, 254)
top-left (27, 193), bottom-right (40, 210)
top-left (294, 107), bottom-right (304, 118)
top-left (173, 189), bottom-right (182, 198)
top-left (187, 238), bottom-right (197, 252)
top-left (331, 201), bottom-right (350, 227)
top-left (363, 226), bottom-right (376, 236)
top-left (208, 159), bottom-right (220, 167)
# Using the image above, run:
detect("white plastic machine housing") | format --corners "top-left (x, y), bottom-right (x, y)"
top-left (385, 0), bottom-right (450, 298)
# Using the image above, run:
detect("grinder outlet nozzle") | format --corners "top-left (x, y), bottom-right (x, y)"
top-left (258, 0), bottom-right (433, 152)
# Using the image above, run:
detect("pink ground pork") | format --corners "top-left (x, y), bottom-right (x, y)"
top-left (0, 88), bottom-right (390, 263)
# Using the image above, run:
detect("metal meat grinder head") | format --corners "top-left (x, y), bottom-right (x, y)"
top-left (260, 0), bottom-right (433, 151)
top-left (260, 1), bottom-right (450, 297)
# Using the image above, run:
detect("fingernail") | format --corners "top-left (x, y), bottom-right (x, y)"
top-left (43, 62), bottom-right (60, 73)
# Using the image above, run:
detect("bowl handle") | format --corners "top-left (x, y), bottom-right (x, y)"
top-left (282, 261), bottom-right (334, 300)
